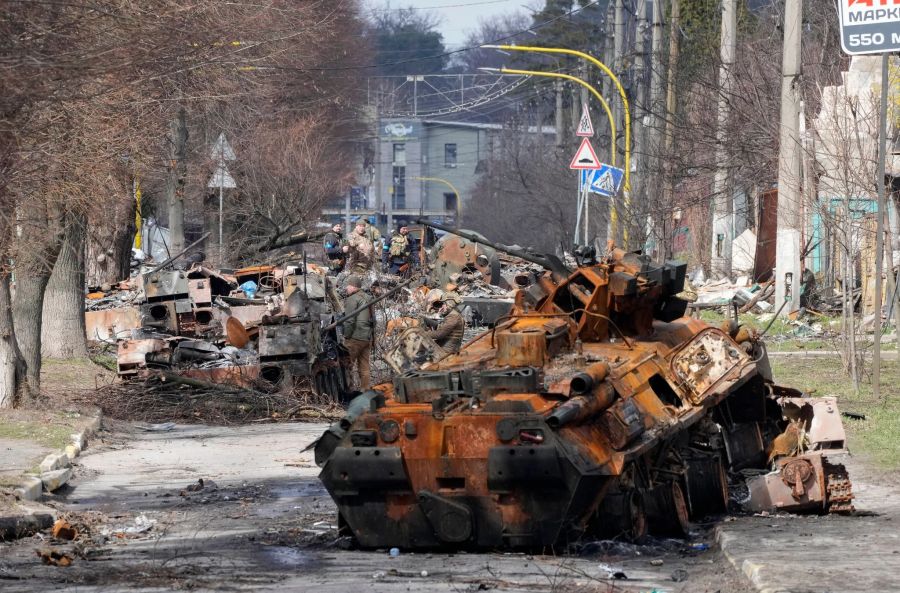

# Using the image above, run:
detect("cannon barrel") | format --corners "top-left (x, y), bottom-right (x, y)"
top-left (416, 219), bottom-right (570, 278)
top-left (546, 383), bottom-right (617, 429)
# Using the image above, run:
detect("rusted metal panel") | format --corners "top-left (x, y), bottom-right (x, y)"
top-left (188, 279), bottom-right (212, 306)
top-left (746, 452), bottom-right (828, 513)
top-left (85, 307), bottom-right (141, 343)
top-left (258, 322), bottom-right (319, 362)
top-left (117, 338), bottom-right (170, 375)
top-left (212, 305), bottom-right (269, 328)
top-left (143, 270), bottom-right (189, 301)
top-left (753, 188), bottom-right (777, 283)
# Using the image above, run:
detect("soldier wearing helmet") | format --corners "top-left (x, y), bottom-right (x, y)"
top-left (423, 290), bottom-right (465, 353)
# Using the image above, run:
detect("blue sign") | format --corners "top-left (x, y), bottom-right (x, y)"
top-left (580, 164), bottom-right (625, 198)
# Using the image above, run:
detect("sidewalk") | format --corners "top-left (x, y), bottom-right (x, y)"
top-left (716, 455), bottom-right (899, 593)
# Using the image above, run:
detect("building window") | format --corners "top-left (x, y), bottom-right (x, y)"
top-left (444, 143), bottom-right (457, 168)
top-left (393, 143), bottom-right (406, 165)
top-left (444, 192), bottom-right (457, 213)
top-left (392, 166), bottom-right (406, 209)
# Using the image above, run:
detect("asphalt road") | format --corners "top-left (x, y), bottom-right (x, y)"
top-left (0, 422), bottom-right (750, 593)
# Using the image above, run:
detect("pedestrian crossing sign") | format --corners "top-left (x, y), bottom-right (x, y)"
top-left (583, 163), bottom-right (625, 197)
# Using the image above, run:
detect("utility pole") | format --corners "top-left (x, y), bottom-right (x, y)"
top-left (711, 0), bottom-right (737, 278)
top-left (649, 0), bottom-right (665, 143)
top-left (660, 0), bottom-right (681, 262)
top-left (612, 0), bottom-right (626, 244)
top-left (613, 0), bottom-right (626, 151)
top-left (603, 2), bottom-right (615, 112)
top-left (633, 0), bottom-right (649, 228)
top-left (556, 80), bottom-right (565, 147)
top-left (775, 0), bottom-right (803, 316)
top-left (873, 54), bottom-right (889, 400)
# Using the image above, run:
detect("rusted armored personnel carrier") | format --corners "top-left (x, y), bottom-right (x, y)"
top-left (314, 230), bottom-right (853, 549)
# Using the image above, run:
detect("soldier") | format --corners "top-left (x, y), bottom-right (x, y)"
top-left (346, 220), bottom-right (375, 274)
top-left (424, 292), bottom-right (465, 353)
top-left (363, 219), bottom-right (382, 248)
top-left (341, 275), bottom-right (373, 390)
top-left (323, 223), bottom-right (345, 273)
top-left (388, 226), bottom-right (412, 275)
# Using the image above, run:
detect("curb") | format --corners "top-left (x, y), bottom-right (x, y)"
top-left (12, 407), bottom-right (102, 502)
top-left (715, 526), bottom-right (783, 593)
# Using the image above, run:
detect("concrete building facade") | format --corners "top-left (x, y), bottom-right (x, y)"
top-left (323, 117), bottom-right (554, 233)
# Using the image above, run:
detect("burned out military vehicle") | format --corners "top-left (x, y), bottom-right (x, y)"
top-left (314, 231), bottom-right (853, 550)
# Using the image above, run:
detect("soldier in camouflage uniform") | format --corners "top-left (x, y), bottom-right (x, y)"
top-left (388, 226), bottom-right (412, 275)
top-left (346, 221), bottom-right (375, 274)
top-left (424, 292), bottom-right (465, 353)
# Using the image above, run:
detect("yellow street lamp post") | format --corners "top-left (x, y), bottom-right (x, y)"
top-left (413, 176), bottom-right (461, 229)
top-left (484, 45), bottom-right (633, 244)
top-left (479, 67), bottom-right (616, 167)
top-left (483, 45), bottom-right (631, 192)
top-left (479, 66), bottom-right (617, 242)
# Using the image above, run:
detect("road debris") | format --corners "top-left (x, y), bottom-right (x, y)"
top-left (50, 519), bottom-right (78, 541)
top-left (36, 548), bottom-right (73, 567)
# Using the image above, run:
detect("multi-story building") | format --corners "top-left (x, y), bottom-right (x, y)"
top-left (323, 117), bottom-right (554, 233)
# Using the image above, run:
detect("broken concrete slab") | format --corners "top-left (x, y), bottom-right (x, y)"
top-left (13, 476), bottom-right (43, 501)
top-left (0, 512), bottom-right (54, 541)
top-left (64, 444), bottom-right (81, 461)
top-left (39, 452), bottom-right (70, 474)
top-left (41, 468), bottom-right (72, 492)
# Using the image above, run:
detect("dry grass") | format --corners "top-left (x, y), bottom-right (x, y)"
top-left (76, 376), bottom-right (343, 426)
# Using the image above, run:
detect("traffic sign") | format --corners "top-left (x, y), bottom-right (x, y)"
top-left (208, 163), bottom-right (236, 189)
top-left (583, 164), bottom-right (625, 198)
top-left (569, 137), bottom-right (601, 169)
top-left (838, 0), bottom-right (900, 55)
top-left (211, 132), bottom-right (236, 161)
top-left (576, 103), bottom-right (594, 137)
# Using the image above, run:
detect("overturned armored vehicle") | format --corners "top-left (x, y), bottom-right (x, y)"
top-left (314, 232), bottom-right (853, 549)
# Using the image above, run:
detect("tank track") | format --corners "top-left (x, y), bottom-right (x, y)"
top-left (823, 459), bottom-right (854, 514)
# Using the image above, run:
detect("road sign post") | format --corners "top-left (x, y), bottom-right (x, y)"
top-left (208, 133), bottom-right (237, 263)
top-left (836, 4), bottom-right (897, 397)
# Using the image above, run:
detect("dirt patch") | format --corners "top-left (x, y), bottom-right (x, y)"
top-left (40, 357), bottom-right (115, 396)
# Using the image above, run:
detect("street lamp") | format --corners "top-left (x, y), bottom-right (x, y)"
top-left (413, 176), bottom-right (461, 229)
top-left (478, 67), bottom-right (616, 167)
top-left (479, 66), bottom-right (620, 244)
top-left (481, 45), bottom-right (632, 192)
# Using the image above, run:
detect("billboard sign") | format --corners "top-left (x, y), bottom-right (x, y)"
top-left (838, 0), bottom-right (900, 55)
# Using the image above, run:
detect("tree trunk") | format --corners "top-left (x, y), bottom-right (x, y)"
top-left (42, 214), bottom-right (88, 359)
top-left (86, 183), bottom-right (135, 287)
top-left (0, 274), bottom-right (26, 408)
top-left (13, 273), bottom-right (53, 397)
top-left (166, 107), bottom-right (188, 255)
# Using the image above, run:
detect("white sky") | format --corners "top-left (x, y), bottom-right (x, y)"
top-left (365, 0), bottom-right (529, 48)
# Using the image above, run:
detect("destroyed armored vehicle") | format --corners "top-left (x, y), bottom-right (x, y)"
top-left (315, 230), bottom-right (853, 550)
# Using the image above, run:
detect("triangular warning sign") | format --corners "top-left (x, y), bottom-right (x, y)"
top-left (211, 132), bottom-right (236, 162)
top-left (208, 163), bottom-right (237, 189)
top-left (576, 104), bottom-right (594, 137)
top-left (569, 137), bottom-right (600, 170)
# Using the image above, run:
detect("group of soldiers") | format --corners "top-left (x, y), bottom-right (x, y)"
top-left (323, 219), bottom-right (413, 276)
top-left (324, 218), bottom-right (465, 391)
